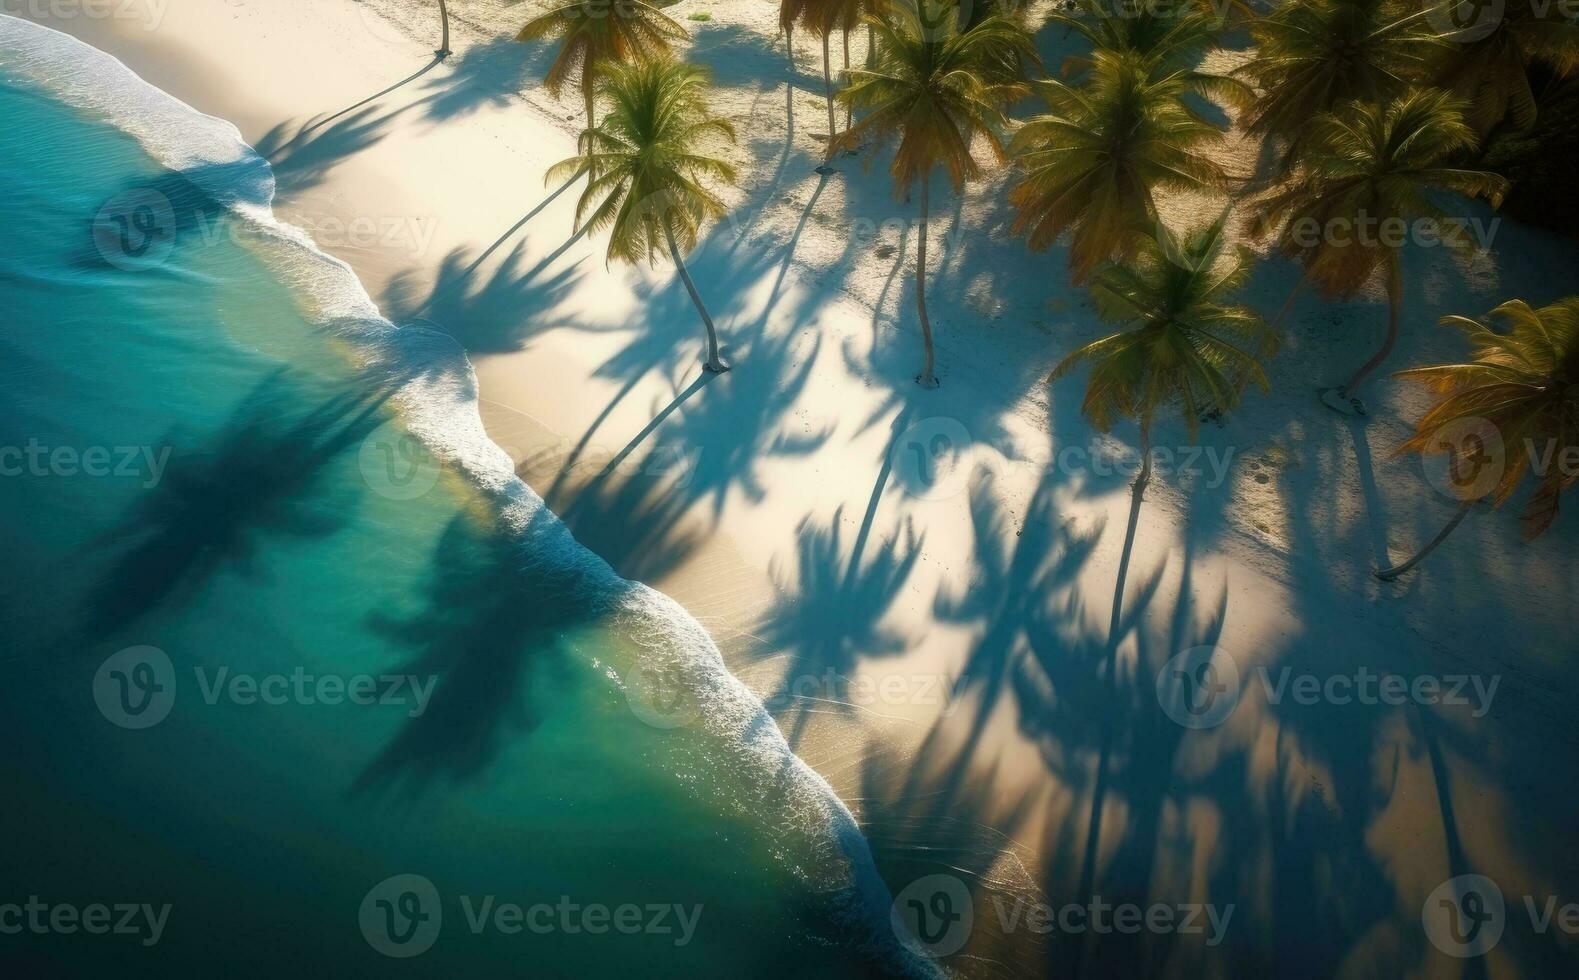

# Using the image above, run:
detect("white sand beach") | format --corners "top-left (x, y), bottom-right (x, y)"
top-left (22, 0), bottom-right (1579, 974)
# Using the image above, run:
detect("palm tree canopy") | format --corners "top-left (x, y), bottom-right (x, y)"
top-left (1397, 298), bottom-right (1579, 537)
top-left (1052, 216), bottom-right (1276, 435)
top-left (832, 1), bottom-right (1038, 194)
top-left (1008, 49), bottom-right (1232, 282)
top-left (1255, 88), bottom-right (1509, 298)
top-left (546, 58), bottom-right (738, 267)
top-left (1431, 2), bottom-right (1579, 134)
top-left (1237, 0), bottom-right (1442, 155)
top-left (1051, 2), bottom-right (1223, 74)
top-left (516, 0), bottom-right (689, 98)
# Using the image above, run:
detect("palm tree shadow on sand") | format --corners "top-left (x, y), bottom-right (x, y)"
top-left (381, 237), bottom-right (587, 353)
top-left (751, 410), bottom-right (925, 747)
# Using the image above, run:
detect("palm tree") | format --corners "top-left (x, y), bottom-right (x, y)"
top-left (1431, 1), bottom-right (1579, 136)
top-left (834, 1), bottom-right (1036, 387)
top-left (1054, 215), bottom-right (1275, 514)
top-left (1008, 49), bottom-right (1233, 283)
top-left (437, 0), bottom-right (453, 58)
top-left (1054, 216), bottom-right (1272, 967)
top-left (548, 58), bottom-right (739, 373)
top-left (1255, 88), bottom-right (1508, 415)
top-left (1236, 0), bottom-right (1441, 170)
top-left (516, 0), bottom-right (689, 170)
top-left (1049, 1), bottom-right (1224, 76)
top-left (784, 0), bottom-right (861, 157)
top-left (1379, 297), bottom-right (1579, 579)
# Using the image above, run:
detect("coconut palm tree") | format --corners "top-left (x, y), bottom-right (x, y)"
top-left (1237, 0), bottom-right (1441, 170)
top-left (1255, 88), bottom-right (1508, 415)
top-left (1054, 215), bottom-right (1272, 965)
top-left (548, 58), bottom-right (739, 373)
top-left (437, 0), bottom-right (453, 58)
top-left (834, 1), bottom-right (1036, 387)
top-left (1379, 297), bottom-right (1579, 579)
top-left (1008, 49), bottom-right (1233, 283)
top-left (1057, 214), bottom-right (1272, 700)
top-left (1431, 1), bottom-right (1579, 137)
top-left (1050, 1), bottom-right (1223, 76)
top-left (783, 0), bottom-right (863, 156)
top-left (516, 0), bottom-right (689, 169)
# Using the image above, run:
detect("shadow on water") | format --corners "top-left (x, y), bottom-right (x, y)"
top-left (73, 368), bottom-right (402, 647)
top-left (353, 506), bottom-right (594, 795)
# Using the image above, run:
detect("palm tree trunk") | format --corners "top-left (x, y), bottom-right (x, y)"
top-left (841, 28), bottom-right (852, 130)
top-left (821, 31), bottom-right (837, 156)
top-left (1273, 268), bottom-right (1309, 329)
top-left (582, 72), bottom-right (597, 183)
top-left (866, 23), bottom-right (876, 67)
top-left (1072, 420), bottom-right (1152, 975)
top-left (437, 0), bottom-right (452, 57)
top-left (1376, 500), bottom-right (1474, 581)
top-left (665, 225), bottom-right (729, 373)
top-left (915, 173), bottom-right (938, 388)
top-left (1342, 259), bottom-right (1404, 395)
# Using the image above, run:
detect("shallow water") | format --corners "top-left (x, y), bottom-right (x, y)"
top-left (0, 19), bottom-right (928, 977)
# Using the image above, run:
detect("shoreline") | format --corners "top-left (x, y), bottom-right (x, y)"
top-left (19, 1), bottom-right (1579, 975)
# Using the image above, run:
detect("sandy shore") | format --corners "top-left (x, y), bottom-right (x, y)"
top-left (21, 1), bottom-right (1579, 975)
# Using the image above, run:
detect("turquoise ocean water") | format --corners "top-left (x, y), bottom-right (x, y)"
top-left (0, 18), bottom-right (930, 977)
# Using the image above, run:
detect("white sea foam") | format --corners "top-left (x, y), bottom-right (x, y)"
top-left (0, 14), bottom-right (939, 976)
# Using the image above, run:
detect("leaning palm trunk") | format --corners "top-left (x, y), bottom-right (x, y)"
top-left (437, 0), bottom-right (452, 57)
top-left (1377, 500), bottom-right (1475, 580)
top-left (1342, 260), bottom-right (1406, 396)
top-left (665, 224), bottom-right (729, 373)
top-left (915, 174), bottom-right (938, 388)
